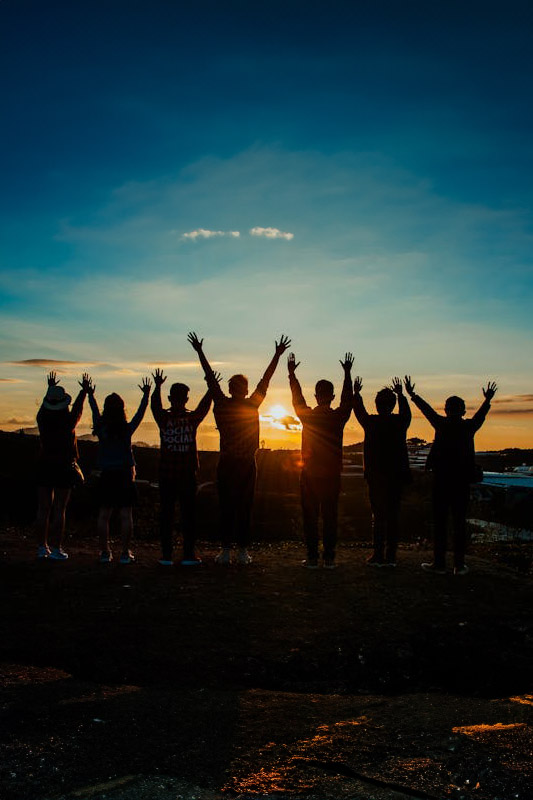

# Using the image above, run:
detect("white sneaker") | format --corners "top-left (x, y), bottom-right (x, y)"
top-left (215, 548), bottom-right (231, 565)
top-left (37, 545), bottom-right (51, 560)
top-left (236, 548), bottom-right (252, 565)
top-left (49, 548), bottom-right (68, 561)
top-left (454, 564), bottom-right (470, 576)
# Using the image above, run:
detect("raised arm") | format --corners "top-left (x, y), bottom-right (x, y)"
top-left (250, 334), bottom-right (291, 405)
top-left (187, 331), bottom-right (224, 402)
top-left (391, 377), bottom-right (411, 428)
top-left (70, 372), bottom-right (94, 426)
top-left (471, 381), bottom-right (497, 432)
top-left (193, 387), bottom-right (214, 424)
top-left (287, 353), bottom-right (311, 419)
top-left (404, 375), bottom-right (440, 428)
top-left (129, 377), bottom-right (151, 434)
top-left (88, 391), bottom-right (101, 429)
top-left (352, 375), bottom-right (370, 429)
top-left (150, 368), bottom-right (167, 427)
top-left (338, 352), bottom-right (354, 417)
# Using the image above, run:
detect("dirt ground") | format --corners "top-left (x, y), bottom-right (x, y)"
top-left (1, 531), bottom-right (532, 800)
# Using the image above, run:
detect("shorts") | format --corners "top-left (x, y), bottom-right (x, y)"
top-left (36, 460), bottom-right (84, 490)
top-left (98, 469), bottom-right (137, 508)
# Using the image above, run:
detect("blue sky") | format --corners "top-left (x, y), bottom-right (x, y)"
top-left (1, 0), bottom-right (533, 447)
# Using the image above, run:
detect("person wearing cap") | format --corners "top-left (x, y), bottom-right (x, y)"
top-left (35, 371), bottom-right (93, 560)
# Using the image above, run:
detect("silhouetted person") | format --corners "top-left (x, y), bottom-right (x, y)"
top-left (188, 331), bottom-right (291, 564)
top-left (405, 377), bottom-right (497, 575)
top-left (35, 371), bottom-right (92, 560)
top-left (89, 378), bottom-right (151, 564)
top-left (353, 377), bottom-right (411, 567)
top-left (288, 352), bottom-right (353, 568)
top-left (151, 367), bottom-right (216, 566)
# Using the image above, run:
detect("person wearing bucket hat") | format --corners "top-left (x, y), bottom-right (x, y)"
top-left (89, 377), bottom-right (152, 564)
top-left (35, 371), bottom-right (93, 561)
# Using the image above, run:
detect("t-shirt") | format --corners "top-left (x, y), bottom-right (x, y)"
top-left (412, 394), bottom-right (491, 482)
top-left (37, 390), bottom-right (86, 465)
top-left (212, 380), bottom-right (268, 460)
top-left (353, 393), bottom-right (411, 483)
top-left (290, 374), bottom-right (352, 477)
top-left (151, 389), bottom-right (211, 477)
top-left (90, 393), bottom-right (148, 471)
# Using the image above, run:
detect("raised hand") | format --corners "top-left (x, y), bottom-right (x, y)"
top-left (79, 373), bottom-right (95, 394)
top-left (340, 352), bottom-right (354, 372)
top-left (212, 370), bottom-right (223, 384)
top-left (47, 371), bottom-right (59, 386)
top-left (391, 377), bottom-right (403, 395)
top-left (152, 368), bottom-right (167, 388)
top-left (139, 376), bottom-right (152, 395)
top-left (483, 381), bottom-right (498, 400)
top-left (404, 375), bottom-right (416, 397)
top-left (187, 331), bottom-right (204, 352)
top-left (353, 376), bottom-right (363, 394)
top-left (287, 353), bottom-right (300, 375)
top-left (275, 334), bottom-right (291, 358)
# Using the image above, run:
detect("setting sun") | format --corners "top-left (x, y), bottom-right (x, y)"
top-left (269, 404), bottom-right (290, 420)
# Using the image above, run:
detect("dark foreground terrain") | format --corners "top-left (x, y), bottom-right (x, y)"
top-left (1, 532), bottom-right (532, 800)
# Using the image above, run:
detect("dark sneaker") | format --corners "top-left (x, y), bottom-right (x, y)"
top-left (454, 564), bottom-right (469, 576)
top-left (383, 561), bottom-right (397, 568)
top-left (323, 559), bottom-right (337, 569)
top-left (49, 548), bottom-right (68, 561)
top-left (120, 551), bottom-right (135, 564)
top-left (158, 559), bottom-right (174, 566)
top-left (181, 556), bottom-right (202, 566)
top-left (37, 545), bottom-right (51, 560)
top-left (215, 548), bottom-right (231, 565)
top-left (421, 562), bottom-right (446, 575)
top-left (366, 555), bottom-right (384, 567)
top-left (302, 559), bottom-right (319, 569)
top-left (236, 548), bottom-right (252, 565)
top-left (99, 550), bottom-right (113, 564)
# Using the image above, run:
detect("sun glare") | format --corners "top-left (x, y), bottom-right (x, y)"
top-left (269, 404), bottom-right (289, 420)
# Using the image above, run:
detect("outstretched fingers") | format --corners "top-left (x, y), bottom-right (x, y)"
top-left (47, 371), bottom-right (59, 386)
top-left (187, 331), bottom-right (204, 351)
top-left (152, 367), bottom-right (167, 387)
top-left (404, 375), bottom-right (415, 396)
top-left (353, 375), bottom-right (363, 393)
top-left (287, 353), bottom-right (300, 373)
top-left (391, 376), bottom-right (403, 394)
top-left (275, 334), bottom-right (292, 355)
top-left (139, 376), bottom-right (152, 393)
top-left (340, 352), bottom-right (354, 370)
top-left (483, 380), bottom-right (498, 399)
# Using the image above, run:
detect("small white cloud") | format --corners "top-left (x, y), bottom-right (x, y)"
top-left (249, 227), bottom-right (294, 240)
top-left (181, 229), bottom-right (241, 241)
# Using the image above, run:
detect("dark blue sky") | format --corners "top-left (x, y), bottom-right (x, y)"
top-left (1, 0), bottom-right (533, 446)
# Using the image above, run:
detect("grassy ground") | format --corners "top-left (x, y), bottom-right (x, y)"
top-left (1, 534), bottom-right (532, 800)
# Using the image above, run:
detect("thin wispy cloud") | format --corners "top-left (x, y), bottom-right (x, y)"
top-left (250, 227), bottom-right (294, 240)
top-left (181, 229), bottom-right (240, 241)
top-left (0, 378), bottom-right (24, 383)
top-left (8, 359), bottom-right (94, 367)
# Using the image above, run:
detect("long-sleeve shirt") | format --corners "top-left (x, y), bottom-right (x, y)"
top-left (37, 390), bottom-right (86, 465)
top-left (89, 393), bottom-right (149, 470)
top-left (205, 371), bottom-right (269, 460)
top-left (289, 372), bottom-right (352, 477)
top-left (411, 393), bottom-right (491, 481)
top-left (151, 387), bottom-right (211, 476)
top-left (352, 392), bottom-right (411, 482)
